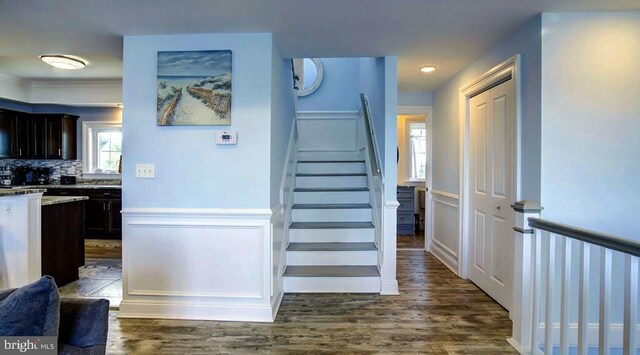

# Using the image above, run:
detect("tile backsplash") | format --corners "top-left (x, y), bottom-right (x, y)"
top-left (1, 159), bottom-right (82, 180)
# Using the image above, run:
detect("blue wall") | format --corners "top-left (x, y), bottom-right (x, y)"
top-left (270, 45), bottom-right (295, 206)
top-left (0, 98), bottom-right (32, 113)
top-left (297, 58), bottom-right (360, 111)
top-left (541, 12), bottom-right (640, 237)
top-left (432, 15), bottom-right (542, 199)
top-left (398, 91), bottom-right (432, 106)
top-left (122, 33), bottom-right (274, 209)
top-left (358, 57), bottom-right (387, 165)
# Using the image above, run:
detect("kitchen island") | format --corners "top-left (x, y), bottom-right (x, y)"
top-left (41, 195), bottom-right (88, 286)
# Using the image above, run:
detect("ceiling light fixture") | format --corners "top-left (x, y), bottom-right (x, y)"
top-left (40, 55), bottom-right (87, 70)
top-left (418, 65), bottom-right (437, 73)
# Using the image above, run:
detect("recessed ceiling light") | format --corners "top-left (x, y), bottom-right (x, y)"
top-left (40, 55), bottom-right (87, 70)
top-left (418, 65), bottom-right (437, 73)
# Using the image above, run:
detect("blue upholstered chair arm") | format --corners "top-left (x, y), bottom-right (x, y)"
top-left (58, 298), bottom-right (110, 355)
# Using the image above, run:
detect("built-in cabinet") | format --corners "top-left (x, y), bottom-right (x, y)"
top-left (45, 188), bottom-right (122, 239)
top-left (0, 108), bottom-right (78, 160)
top-left (0, 109), bottom-right (17, 158)
top-left (397, 186), bottom-right (415, 235)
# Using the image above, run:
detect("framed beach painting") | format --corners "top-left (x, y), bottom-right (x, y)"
top-left (157, 50), bottom-right (232, 126)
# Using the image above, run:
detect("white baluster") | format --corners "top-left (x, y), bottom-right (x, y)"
top-left (578, 242), bottom-right (590, 355)
top-left (545, 232), bottom-right (556, 354)
top-left (560, 237), bottom-right (572, 354)
top-left (623, 254), bottom-right (638, 355)
top-left (531, 229), bottom-right (542, 354)
top-left (599, 248), bottom-right (612, 355)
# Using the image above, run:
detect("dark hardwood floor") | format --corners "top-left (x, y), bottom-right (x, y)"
top-left (106, 250), bottom-right (515, 354)
top-left (398, 231), bottom-right (425, 249)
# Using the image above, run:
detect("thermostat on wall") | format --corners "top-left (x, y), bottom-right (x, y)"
top-left (216, 130), bottom-right (237, 145)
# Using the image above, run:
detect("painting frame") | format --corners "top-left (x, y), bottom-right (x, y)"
top-left (156, 50), bottom-right (232, 126)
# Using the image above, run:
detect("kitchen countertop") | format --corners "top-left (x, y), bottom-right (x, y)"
top-left (41, 195), bottom-right (89, 206)
top-left (0, 188), bottom-right (47, 197)
top-left (44, 184), bottom-right (121, 189)
top-left (8, 184), bottom-right (121, 190)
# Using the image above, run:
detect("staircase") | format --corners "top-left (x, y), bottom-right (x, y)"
top-left (283, 152), bottom-right (381, 293)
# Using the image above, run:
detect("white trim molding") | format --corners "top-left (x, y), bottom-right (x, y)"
top-left (296, 111), bottom-right (360, 153)
top-left (119, 207), bottom-right (281, 322)
top-left (428, 191), bottom-right (460, 275)
top-left (82, 120), bottom-right (123, 173)
top-left (380, 200), bottom-right (400, 295)
top-left (296, 111), bottom-right (360, 120)
top-left (457, 54), bottom-right (522, 278)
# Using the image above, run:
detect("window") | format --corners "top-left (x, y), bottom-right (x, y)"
top-left (408, 122), bottom-right (427, 180)
top-left (82, 122), bottom-right (122, 175)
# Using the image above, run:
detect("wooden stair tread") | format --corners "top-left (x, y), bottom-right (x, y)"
top-left (289, 222), bottom-right (374, 229)
top-left (296, 173), bottom-right (366, 177)
top-left (292, 203), bottom-right (371, 209)
top-left (294, 187), bottom-right (369, 192)
top-left (284, 265), bottom-right (380, 277)
top-left (287, 242), bottom-right (377, 251)
top-left (297, 160), bottom-right (365, 163)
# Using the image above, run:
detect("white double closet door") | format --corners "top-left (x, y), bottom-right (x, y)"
top-left (468, 78), bottom-right (516, 311)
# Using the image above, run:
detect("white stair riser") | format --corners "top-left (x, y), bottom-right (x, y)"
top-left (297, 151), bottom-right (360, 161)
top-left (289, 228), bottom-right (374, 243)
top-left (292, 208), bottom-right (371, 222)
top-left (286, 250), bottom-right (378, 265)
top-left (294, 191), bottom-right (370, 204)
top-left (297, 162), bottom-right (365, 174)
top-left (296, 176), bottom-right (366, 188)
top-left (283, 276), bottom-right (380, 293)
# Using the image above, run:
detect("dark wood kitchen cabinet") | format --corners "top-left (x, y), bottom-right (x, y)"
top-left (0, 109), bottom-right (17, 158)
top-left (0, 108), bottom-right (78, 160)
top-left (45, 187), bottom-right (122, 239)
top-left (84, 189), bottom-right (122, 239)
top-left (37, 114), bottom-right (78, 160)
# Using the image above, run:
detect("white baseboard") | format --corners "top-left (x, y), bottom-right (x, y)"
top-left (118, 299), bottom-right (277, 322)
top-left (380, 279), bottom-right (399, 295)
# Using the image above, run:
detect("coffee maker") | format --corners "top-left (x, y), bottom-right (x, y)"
top-left (32, 167), bottom-right (51, 185)
top-left (0, 164), bottom-right (12, 186)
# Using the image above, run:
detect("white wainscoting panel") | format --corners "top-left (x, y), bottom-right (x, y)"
top-left (119, 208), bottom-right (281, 322)
top-left (429, 190), bottom-right (460, 274)
top-left (296, 111), bottom-right (359, 152)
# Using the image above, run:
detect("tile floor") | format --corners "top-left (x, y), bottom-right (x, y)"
top-left (58, 239), bottom-right (123, 309)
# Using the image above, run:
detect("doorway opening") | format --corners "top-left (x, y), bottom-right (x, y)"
top-left (396, 109), bottom-right (432, 251)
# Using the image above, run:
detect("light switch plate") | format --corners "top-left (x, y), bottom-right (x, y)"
top-left (216, 130), bottom-right (237, 145)
top-left (135, 163), bottom-right (155, 178)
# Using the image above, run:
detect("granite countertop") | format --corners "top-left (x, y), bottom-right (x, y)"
top-left (8, 184), bottom-right (121, 190)
top-left (45, 184), bottom-right (121, 189)
top-left (0, 188), bottom-right (47, 197)
top-left (41, 195), bottom-right (89, 206)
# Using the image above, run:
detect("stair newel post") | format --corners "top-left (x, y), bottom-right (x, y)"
top-left (508, 200), bottom-right (543, 354)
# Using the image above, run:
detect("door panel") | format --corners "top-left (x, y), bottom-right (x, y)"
top-left (493, 95), bottom-right (507, 197)
top-left (474, 103), bottom-right (487, 194)
top-left (32, 117), bottom-right (47, 159)
top-left (468, 79), bottom-right (515, 311)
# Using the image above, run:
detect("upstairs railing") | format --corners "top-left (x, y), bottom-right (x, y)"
top-left (511, 201), bottom-right (640, 355)
top-left (359, 93), bottom-right (384, 273)
top-left (359, 93), bottom-right (382, 179)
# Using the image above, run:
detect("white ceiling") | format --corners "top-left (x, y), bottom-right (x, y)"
top-left (0, 0), bottom-right (638, 92)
